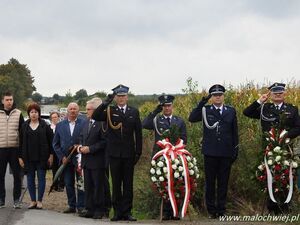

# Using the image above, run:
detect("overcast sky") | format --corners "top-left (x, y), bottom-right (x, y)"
top-left (0, 0), bottom-right (300, 96)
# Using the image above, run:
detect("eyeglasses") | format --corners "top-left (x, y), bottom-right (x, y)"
top-left (212, 93), bottom-right (223, 97)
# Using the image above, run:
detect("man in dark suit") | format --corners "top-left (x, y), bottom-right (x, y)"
top-left (189, 84), bottom-right (239, 219)
top-left (92, 84), bottom-right (142, 221)
top-left (243, 82), bottom-right (300, 214)
top-left (78, 98), bottom-right (107, 219)
top-left (53, 102), bottom-right (85, 213)
top-left (142, 94), bottom-right (187, 220)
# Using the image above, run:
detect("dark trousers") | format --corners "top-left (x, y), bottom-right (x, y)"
top-left (204, 155), bottom-right (232, 215)
top-left (64, 163), bottom-right (85, 209)
top-left (84, 167), bottom-right (105, 213)
top-left (110, 157), bottom-right (134, 217)
top-left (27, 162), bottom-right (46, 202)
top-left (267, 198), bottom-right (289, 214)
top-left (51, 154), bottom-right (64, 189)
top-left (104, 168), bottom-right (111, 214)
top-left (0, 148), bottom-right (21, 202)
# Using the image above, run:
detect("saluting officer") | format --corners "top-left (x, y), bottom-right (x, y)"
top-left (188, 84), bottom-right (239, 219)
top-left (142, 94), bottom-right (187, 220)
top-left (92, 84), bottom-right (142, 222)
top-left (243, 82), bottom-right (300, 138)
top-left (142, 95), bottom-right (187, 153)
top-left (243, 82), bottom-right (300, 214)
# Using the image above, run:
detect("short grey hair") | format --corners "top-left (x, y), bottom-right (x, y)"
top-left (86, 97), bottom-right (102, 109)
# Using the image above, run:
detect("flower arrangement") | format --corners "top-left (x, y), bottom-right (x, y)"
top-left (150, 134), bottom-right (199, 218)
top-left (256, 127), bottom-right (299, 203)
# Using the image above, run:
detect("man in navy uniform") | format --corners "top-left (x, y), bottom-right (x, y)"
top-left (243, 82), bottom-right (300, 214)
top-left (189, 84), bottom-right (239, 218)
top-left (142, 94), bottom-right (187, 220)
top-left (92, 84), bottom-right (142, 221)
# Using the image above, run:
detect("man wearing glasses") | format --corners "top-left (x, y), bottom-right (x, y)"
top-left (189, 84), bottom-right (239, 219)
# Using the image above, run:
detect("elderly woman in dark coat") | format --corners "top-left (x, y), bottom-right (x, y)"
top-left (18, 102), bottom-right (53, 209)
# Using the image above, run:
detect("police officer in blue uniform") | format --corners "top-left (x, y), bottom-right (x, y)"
top-left (243, 82), bottom-right (300, 214)
top-left (92, 84), bottom-right (142, 221)
top-left (142, 94), bottom-right (187, 220)
top-left (189, 84), bottom-right (239, 218)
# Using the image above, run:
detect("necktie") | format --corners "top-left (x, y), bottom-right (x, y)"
top-left (166, 117), bottom-right (171, 125)
top-left (120, 107), bottom-right (125, 114)
top-left (275, 105), bottom-right (279, 111)
top-left (88, 120), bottom-right (93, 134)
top-left (217, 108), bottom-right (222, 115)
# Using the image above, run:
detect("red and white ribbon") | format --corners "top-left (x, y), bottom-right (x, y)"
top-left (152, 138), bottom-right (192, 218)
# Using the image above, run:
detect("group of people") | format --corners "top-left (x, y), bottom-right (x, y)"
top-left (0, 81), bottom-right (299, 221)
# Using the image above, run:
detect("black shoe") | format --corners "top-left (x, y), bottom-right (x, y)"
top-left (208, 213), bottom-right (217, 219)
top-left (162, 214), bottom-right (170, 220)
top-left (110, 215), bottom-right (122, 221)
top-left (79, 210), bottom-right (94, 218)
top-left (93, 212), bottom-right (103, 219)
top-left (123, 215), bottom-right (137, 221)
top-left (63, 207), bottom-right (76, 213)
top-left (0, 200), bottom-right (5, 209)
top-left (171, 216), bottom-right (180, 220)
top-left (77, 208), bottom-right (84, 214)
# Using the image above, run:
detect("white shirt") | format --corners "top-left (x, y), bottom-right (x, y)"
top-left (274, 102), bottom-right (283, 109)
top-left (118, 105), bottom-right (127, 113)
top-left (213, 104), bottom-right (224, 114)
top-left (68, 119), bottom-right (76, 136)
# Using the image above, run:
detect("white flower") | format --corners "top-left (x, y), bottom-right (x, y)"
top-left (150, 168), bottom-right (155, 174)
top-left (196, 174), bottom-right (200, 179)
top-left (275, 156), bottom-right (281, 162)
top-left (186, 156), bottom-right (191, 161)
top-left (163, 167), bottom-right (168, 173)
top-left (174, 172), bottom-right (180, 178)
top-left (282, 151), bottom-right (289, 156)
top-left (188, 163), bottom-right (194, 168)
top-left (151, 160), bottom-right (156, 166)
top-left (156, 169), bottom-right (162, 175)
top-left (178, 166), bottom-right (184, 172)
top-left (174, 159), bottom-right (180, 165)
top-left (172, 164), bottom-right (177, 170)
top-left (267, 159), bottom-right (273, 165)
top-left (285, 138), bottom-right (290, 144)
top-left (292, 161), bottom-right (298, 168)
top-left (193, 157), bottom-right (197, 163)
top-left (189, 170), bottom-right (195, 175)
top-left (151, 176), bottom-right (157, 182)
top-left (157, 161), bottom-right (164, 167)
top-left (273, 146), bottom-right (281, 152)
top-left (266, 137), bottom-right (270, 141)
top-left (267, 152), bottom-right (273, 156)
top-left (258, 165), bottom-right (264, 171)
top-left (283, 160), bottom-right (290, 166)
top-left (159, 176), bottom-right (165, 182)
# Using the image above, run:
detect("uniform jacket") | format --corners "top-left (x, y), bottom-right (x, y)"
top-left (19, 119), bottom-right (53, 171)
top-left (92, 104), bottom-right (142, 158)
top-left (189, 100), bottom-right (239, 158)
top-left (243, 101), bottom-right (300, 139)
top-left (142, 111), bottom-right (187, 154)
top-left (79, 119), bottom-right (107, 169)
top-left (53, 117), bottom-right (84, 162)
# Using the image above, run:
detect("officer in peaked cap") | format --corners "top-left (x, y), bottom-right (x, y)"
top-left (188, 84), bottom-right (239, 219)
top-left (243, 82), bottom-right (300, 214)
top-left (92, 84), bottom-right (142, 221)
top-left (142, 94), bottom-right (186, 220)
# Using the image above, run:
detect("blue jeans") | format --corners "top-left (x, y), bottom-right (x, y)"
top-left (27, 162), bottom-right (46, 202)
top-left (64, 163), bottom-right (84, 209)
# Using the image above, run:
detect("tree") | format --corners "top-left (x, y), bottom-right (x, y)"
top-left (31, 92), bottom-right (43, 103)
top-left (0, 58), bottom-right (36, 107)
top-left (74, 89), bottom-right (88, 100)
